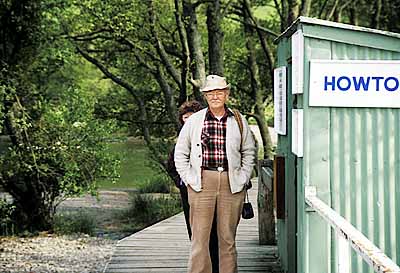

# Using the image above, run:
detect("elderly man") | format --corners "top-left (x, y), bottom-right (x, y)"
top-left (174, 75), bottom-right (256, 273)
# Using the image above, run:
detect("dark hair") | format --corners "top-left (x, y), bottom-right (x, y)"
top-left (178, 100), bottom-right (203, 125)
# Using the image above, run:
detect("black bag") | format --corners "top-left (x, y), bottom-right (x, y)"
top-left (242, 190), bottom-right (254, 219)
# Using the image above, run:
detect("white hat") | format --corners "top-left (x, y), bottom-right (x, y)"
top-left (200, 75), bottom-right (230, 92)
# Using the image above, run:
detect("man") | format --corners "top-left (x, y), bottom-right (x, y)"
top-left (166, 100), bottom-right (220, 273)
top-left (174, 75), bottom-right (256, 273)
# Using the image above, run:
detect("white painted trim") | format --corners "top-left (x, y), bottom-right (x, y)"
top-left (291, 109), bottom-right (303, 157)
top-left (305, 186), bottom-right (400, 273)
top-left (291, 30), bottom-right (304, 95)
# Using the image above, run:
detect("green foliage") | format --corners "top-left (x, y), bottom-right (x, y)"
top-left (1, 88), bottom-right (120, 194)
top-left (265, 103), bottom-right (274, 126)
top-left (97, 138), bottom-right (158, 190)
top-left (0, 88), bottom-right (120, 231)
top-left (53, 211), bottom-right (96, 235)
top-left (122, 193), bottom-right (181, 227)
top-left (0, 198), bottom-right (16, 236)
top-left (147, 137), bottom-right (175, 173)
top-left (139, 174), bottom-right (172, 194)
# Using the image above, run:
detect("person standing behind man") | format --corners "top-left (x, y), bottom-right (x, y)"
top-left (174, 75), bottom-right (256, 273)
top-left (166, 100), bottom-right (220, 273)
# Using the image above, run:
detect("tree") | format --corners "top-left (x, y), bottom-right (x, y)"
top-left (0, 0), bottom-right (119, 231)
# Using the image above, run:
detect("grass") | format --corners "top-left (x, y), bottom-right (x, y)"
top-left (53, 211), bottom-right (97, 236)
top-left (97, 138), bottom-right (159, 190)
top-left (118, 193), bottom-right (182, 234)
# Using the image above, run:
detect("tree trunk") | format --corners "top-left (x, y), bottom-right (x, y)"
top-left (1, 166), bottom-right (55, 232)
top-left (326, 0), bottom-right (339, 20)
top-left (287, 0), bottom-right (301, 28)
top-left (174, 0), bottom-right (190, 105)
top-left (148, 1), bottom-right (182, 88)
top-left (349, 2), bottom-right (359, 25)
top-left (206, 0), bottom-right (224, 76)
top-left (154, 68), bottom-right (180, 132)
top-left (253, 112), bottom-right (273, 159)
top-left (4, 110), bottom-right (22, 146)
top-left (371, 0), bottom-right (382, 29)
top-left (13, 190), bottom-right (53, 231)
top-left (243, 3), bottom-right (272, 159)
top-left (182, 0), bottom-right (206, 103)
top-left (300, 0), bottom-right (312, 16)
top-left (243, 0), bottom-right (275, 83)
top-left (137, 99), bottom-right (151, 146)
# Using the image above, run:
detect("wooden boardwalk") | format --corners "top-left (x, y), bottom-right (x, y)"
top-left (104, 182), bottom-right (282, 273)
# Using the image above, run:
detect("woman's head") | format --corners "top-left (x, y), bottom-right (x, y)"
top-left (178, 100), bottom-right (203, 125)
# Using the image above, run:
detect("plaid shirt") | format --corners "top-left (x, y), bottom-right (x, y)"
top-left (201, 106), bottom-right (234, 169)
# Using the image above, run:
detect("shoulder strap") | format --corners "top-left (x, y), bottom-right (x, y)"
top-left (232, 109), bottom-right (243, 149)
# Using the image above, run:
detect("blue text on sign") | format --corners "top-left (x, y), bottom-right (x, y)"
top-left (324, 76), bottom-right (400, 92)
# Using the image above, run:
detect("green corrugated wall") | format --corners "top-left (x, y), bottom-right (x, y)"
top-left (275, 17), bottom-right (400, 273)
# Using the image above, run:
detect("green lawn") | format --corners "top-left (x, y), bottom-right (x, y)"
top-left (97, 138), bottom-right (159, 190)
top-left (0, 135), bottom-right (158, 190)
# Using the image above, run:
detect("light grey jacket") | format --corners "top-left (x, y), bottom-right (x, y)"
top-left (174, 108), bottom-right (256, 194)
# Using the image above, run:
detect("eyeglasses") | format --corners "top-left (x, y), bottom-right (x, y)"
top-left (204, 91), bottom-right (226, 98)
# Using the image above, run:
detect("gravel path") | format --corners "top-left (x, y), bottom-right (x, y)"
top-left (0, 234), bottom-right (116, 273)
top-left (0, 191), bottom-right (132, 273)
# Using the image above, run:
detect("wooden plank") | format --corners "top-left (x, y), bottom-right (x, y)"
top-left (104, 182), bottom-right (283, 273)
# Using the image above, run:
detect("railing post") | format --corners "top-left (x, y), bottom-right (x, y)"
top-left (337, 233), bottom-right (350, 273)
top-left (258, 159), bottom-right (276, 245)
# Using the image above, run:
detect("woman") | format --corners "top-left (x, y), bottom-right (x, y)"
top-left (166, 100), bottom-right (219, 273)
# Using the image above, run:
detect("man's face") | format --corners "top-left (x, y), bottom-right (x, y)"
top-left (204, 89), bottom-right (229, 110)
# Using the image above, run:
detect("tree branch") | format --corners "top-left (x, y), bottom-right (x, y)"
top-left (76, 47), bottom-right (153, 145)
top-left (300, 0), bottom-right (312, 16)
top-left (67, 28), bottom-right (111, 40)
top-left (148, 1), bottom-right (182, 87)
top-left (76, 47), bottom-right (139, 102)
top-left (227, 16), bottom-right (279, 37)
top-left (175, 0), bottom-right (190, 104)
top-left (318, 0), bottom-right (330, 18)
top-left (326, 0), bottom-right (340, 20)
top-left (221, 0), bottom-right (234, 18)
top-left (243, 0), bottom-right (275, 79)
top-left (193, 0), bottom-right (213, 9)
top-left (273, 0), bottom-right (285, 23)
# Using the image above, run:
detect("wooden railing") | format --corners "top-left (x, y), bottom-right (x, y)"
top-left (305, 186), bottom-right (400, 273)
top-left (257, 159), bottom-right (276, 245)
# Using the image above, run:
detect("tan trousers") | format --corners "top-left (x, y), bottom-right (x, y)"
top-left (187, 170), bottom-right (245, 273)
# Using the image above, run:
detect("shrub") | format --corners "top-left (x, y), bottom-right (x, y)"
top-left (123, 194), bottom-right (181, 227)
top-left (0, 88), bottom-right (120, 232)
top-left (139, 174), bottom-right (172, 193)
top-left (0, 198), bottom-right (15, 236)
top-left (53, 211), bottom-right (96, 236)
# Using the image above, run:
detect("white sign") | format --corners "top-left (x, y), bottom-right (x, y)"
top-left (274, 66), bottom-right (287, 135)
top-left (291, 30), bottom-right (304, 94)
top-left (292, 109), bottom-right (303, 157)
top-left (309, 60), bottom-right (400, 108)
